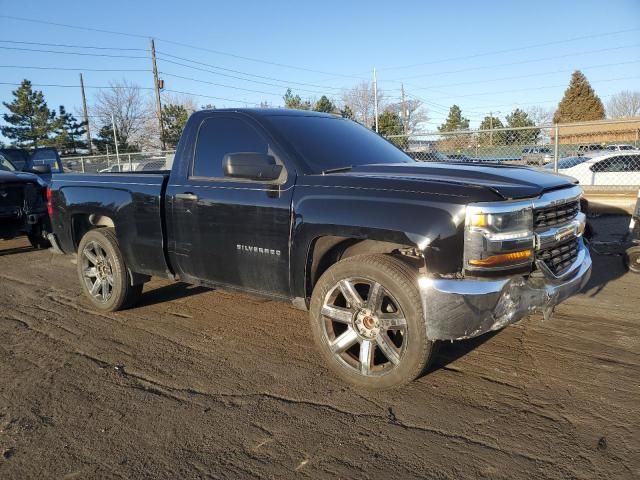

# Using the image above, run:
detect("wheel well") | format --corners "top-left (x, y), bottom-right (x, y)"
top-left (306, 236), bottom-right (422, 299)
top-left (71, 213), bottom-right (115, 251)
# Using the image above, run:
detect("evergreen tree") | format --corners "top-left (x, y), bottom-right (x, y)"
top-left (313, 95), bottom-right (336, 113)
top-left (161, 103), bottom-right (189, 149)
top-left (505, 108), bottom-right (540, 145)
top-left (53, 105), bottom-right (87, 154)
top-left (438, 105), bottom-right (469, 132)
top-left (553, 70), bottom-right (605, 123)
top-left (340, 105), bottom-right (355, 120)
top-left (375, 110), bottom-right (407, 148)
top-left (283, 88), bottom-right (311, 110)
top-left (2, 79), bottom-right (58, 148)
top-left (478, 115), bottom-right (505, 145)
top-left (93, 124), bottom-right (139, 154)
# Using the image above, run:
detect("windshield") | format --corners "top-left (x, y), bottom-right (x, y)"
top-left (0, 155), bottom-right (16, 172)
top-left (545, 156), bottom-right (590, 169)
top-left (265, 115), bottom-right (415, 173)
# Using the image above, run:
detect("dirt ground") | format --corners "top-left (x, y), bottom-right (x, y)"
top-left (0, 216), bottom-right (638, 479)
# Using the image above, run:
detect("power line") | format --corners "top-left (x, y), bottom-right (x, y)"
top-left (0, 65), bottom-right (150, 72)
top-left (158, 51), bottom-right (345, 92)
top-left (163, 89), bottom-right (262, 106)
top-left (377, 27), bottom-right (640, 72)
top-left (424, 75), bottom-right (640, 101)
top-left (0, 81), bottom-right (264, 106)
top-left (0, 81), bottom-right (154, 90)
top-left (392, 43), bottom-right (640, 82)
top-left (0, 45), bottom-right (147, 59)
top-left (405, 59), bottom-right (640, 92)
top-left (160, 71), bottom-right (283, 97)
top-left (158, 58), bottom-right (338, 96)
top-left (0, 15), bottom-right (367, 80)
top-left (0, 39), bottom-right (146, 51)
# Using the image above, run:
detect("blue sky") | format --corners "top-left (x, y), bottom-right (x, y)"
top-left (0, 0), bottom-right (639, 134)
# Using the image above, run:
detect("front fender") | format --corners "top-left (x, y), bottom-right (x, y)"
top-left (290, 185), bottom-right (467, 298)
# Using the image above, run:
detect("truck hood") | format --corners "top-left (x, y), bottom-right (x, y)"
top-left (341, 162), bottom-right (577, 199)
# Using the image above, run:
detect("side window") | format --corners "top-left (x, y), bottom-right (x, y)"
top-left (591, 156), bottom-right (625, 173)
top-left (192, 116), bottom-right (269, 178)
top-left (623, 155), bottom-right (640, 172)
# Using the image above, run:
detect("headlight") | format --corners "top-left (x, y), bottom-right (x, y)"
top-left (464, 205), bottom-right (534, 272)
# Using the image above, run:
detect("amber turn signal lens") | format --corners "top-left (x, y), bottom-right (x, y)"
top-left (469, 249), bottom-right (533, 267)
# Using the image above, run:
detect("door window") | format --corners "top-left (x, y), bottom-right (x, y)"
top-left (192, 116), bottom-right (269, 178)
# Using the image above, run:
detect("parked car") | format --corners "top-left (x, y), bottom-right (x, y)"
top-left (555, 150), bottom-right (640, 186)
top-left (576, 144), bottom-right (606, 156)
top-left (543, 156), bottom-right (590, 170)
top-left (446, 154), bottom-right (475, 161)
top-left (606, 144), bottom-right (636, 151)
top-left (0, 153), bottom-right (50, 248)
top-left (98, 163), bottom-right (140, 173)
top-left (407, 151), bottom-right (450, 162)
top-left (522, 147), bottom-right (553, 165)
top-left (47, 109), bottom-right (591, 389)
top-left (624, 190), bottom-right (640, 273)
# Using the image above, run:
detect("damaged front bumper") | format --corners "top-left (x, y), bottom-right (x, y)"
top-left (419, 239), bottom-right (592, 340)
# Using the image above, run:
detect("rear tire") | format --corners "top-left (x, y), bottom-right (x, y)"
top-left (625, 246), bottom-right (640, 273)
top-left (77, 228), bottom-right (143, 311)
top-left (309, 254), bottom-right (435, 390)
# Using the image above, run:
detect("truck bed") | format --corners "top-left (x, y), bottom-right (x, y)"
top-left (50, 172), bottom-right (172, 278)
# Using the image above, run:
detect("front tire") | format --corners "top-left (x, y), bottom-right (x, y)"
top-left (309, 254), bottom-right (435, 390)
top-left (77, 228), bottom-right (143, 311)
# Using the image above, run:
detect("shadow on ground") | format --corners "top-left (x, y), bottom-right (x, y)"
top-left (0, 245), bottom-right (35, 256)
top-left (137, 282), bottom-right (210, 308)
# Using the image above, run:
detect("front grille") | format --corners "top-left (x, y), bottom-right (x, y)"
top-left (0, 185), bottom-right (23, 208)
top-left (537, 238), bottom-right (579, 276)
top-left (534, 200), bottom-right (579, 228)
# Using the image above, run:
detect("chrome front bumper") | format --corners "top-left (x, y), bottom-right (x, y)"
top-left (418, 239), bottom-right (592, 341)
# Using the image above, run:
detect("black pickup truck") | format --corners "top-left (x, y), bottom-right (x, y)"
top-left (48, 109), bottom-right (591, 389)
top-left (0, 152), bottom-right (50, 248)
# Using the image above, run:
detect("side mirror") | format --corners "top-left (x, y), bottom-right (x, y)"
top-left (223, 153), bottom-right (282, 181)
top-left (31, 164), bottom-right (52, 174)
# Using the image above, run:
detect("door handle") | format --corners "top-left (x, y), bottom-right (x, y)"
top-left (175, 192), bottom-right (199, 201)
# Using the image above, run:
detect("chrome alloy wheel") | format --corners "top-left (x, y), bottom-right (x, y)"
top-left (321, 277), bottom-right (408, 376)
top-left (81, 241), bottom-right (114, 303)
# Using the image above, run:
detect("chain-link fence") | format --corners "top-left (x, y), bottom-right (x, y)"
top-left (62, 151), bottom-right (175, 173)
top-left (60, 119), bottom-right (640, 190)
top-left (387, 118), bottom-right (640, 190)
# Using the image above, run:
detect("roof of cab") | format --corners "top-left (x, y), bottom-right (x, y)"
top-left (196, 108), bottom-right (338, 119)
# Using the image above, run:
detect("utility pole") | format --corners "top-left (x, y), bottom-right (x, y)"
top-left (79, 73), bottom-right (93, 154)
top-left (150, 38), bottom-right (166, 150)
top-left (401, 83), bottom-right (407, 135)
top-left (373, 67), bottom-right (379, 133)
top-left (489, 111), bottom-right (493, 146)
top-left (111, 112), bottom-right (121, 167)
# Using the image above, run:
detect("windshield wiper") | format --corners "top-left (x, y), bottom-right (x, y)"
top-left (321, 166), bottom-right (352, 175)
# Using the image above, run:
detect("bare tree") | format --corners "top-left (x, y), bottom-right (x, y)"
top-left (92, 79), bottom-right (154, 150)
top-left (526, 106), bottom-right (554, 126)
top-left (385, 98), bottom-right (429, 133)
top-left (607, 90), bottom-right (640, 119)
top-left (161, 92), bottom-right (199, 114)
top-left (342, 81), bottom-right (386, 128)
